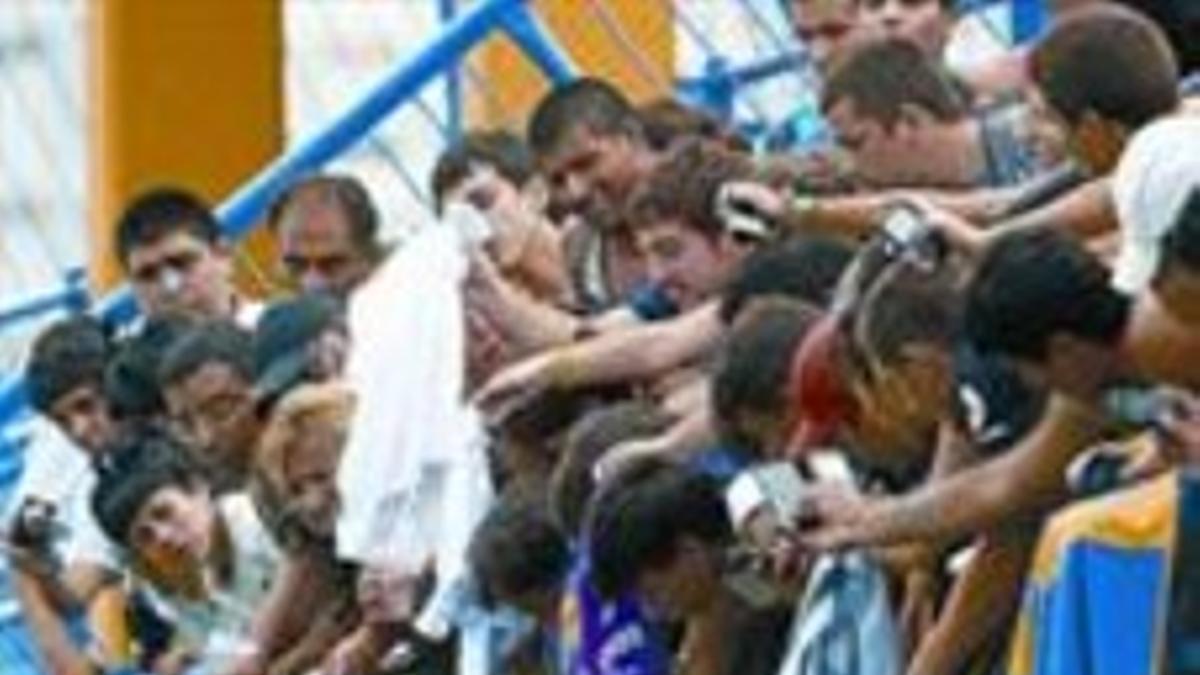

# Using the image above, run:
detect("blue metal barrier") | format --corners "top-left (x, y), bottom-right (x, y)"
top-left (0, 0), bottom-right (576, 429)
top-left (0, 269), bottom-right (88, 333)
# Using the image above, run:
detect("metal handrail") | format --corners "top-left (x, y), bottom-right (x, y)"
top-left (0, 0), bottom-right (576, 426)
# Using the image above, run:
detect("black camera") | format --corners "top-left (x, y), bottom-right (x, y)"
top-left (879, 205), bottom-right (948, 271)
top-left (9, 497), bottom-right (69, 559)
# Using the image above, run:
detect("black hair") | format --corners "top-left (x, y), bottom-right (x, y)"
top-left (712, 299), bottom-right (823, 452)
top-left (550, 401), bottom-right (673, 537)
top-left (468, 492), bottom-right (571, 608)
top-left (105, 317), bottom-right (196, 422)
top-left (854, 262), bottom-right (962, 368)
top-left (586, 459), bottom-right (730, 598)
top-left (1109, 0), bottom-right (1200, 73)
top-left (91, 427), bottom-right (204, 547)
top-left (637, 98), bottom-right (749, 153)
top-left (26, 316), bottom-right (112, 415)
top-left (1030, 4), bottom-right (1179, 131)
top-left (963, 229), bottom-right (1130, 362)
top-left (626, 139), bottom-right (754, 240)
top-left (431, 130), bottom-right (537, 213)
top-left (1163, 188), bottom-right (1200, 273)
top-left (821, 37), bottom-right (968, 130)
top-left (115, 187), bottom-right (221, 268)
top-left (158, 321), bottom-right (254, 390)
top-left (266, 174), bottom-right (382, 255)
top-left (527, 78), bottom-right (644, 159)
top-left (718, 237), bottom-right (855, 324)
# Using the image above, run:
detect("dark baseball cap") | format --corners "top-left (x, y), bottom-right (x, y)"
top-left (253, 293), bottom-right (344, 408)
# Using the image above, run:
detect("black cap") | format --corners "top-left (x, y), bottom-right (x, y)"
top-left (253, 294), bottom-right (343, 407)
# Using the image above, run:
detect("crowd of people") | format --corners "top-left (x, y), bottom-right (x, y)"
top-left (5, 0), bottom-right (1199, 674)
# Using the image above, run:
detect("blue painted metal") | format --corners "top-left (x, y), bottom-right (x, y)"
top-left (439, 0), bottom-right (464, 140)
top-left (676, 49), bottom-right (806, 117)
top-left (0, 268), bottom-right (88, 332)
top-left (1010, 0), bottom-right (1047, 43)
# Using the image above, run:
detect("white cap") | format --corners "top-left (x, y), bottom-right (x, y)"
top-left (1111, 116), bottom-right (1200, 293)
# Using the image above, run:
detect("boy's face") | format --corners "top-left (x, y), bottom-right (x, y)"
top-left (165, 362), bottom-right (259, 488)
top-left (635, 218), bottom-right (744, 312)
top-left (48, 384), bottom-right (117, 456)
top-left (126, 230), bottom-right (233, 321)
top-left (128, 484), bottom-right (216, 572)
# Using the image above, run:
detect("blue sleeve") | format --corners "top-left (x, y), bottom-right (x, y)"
top-left (625, 284), bottom-right (677, 322)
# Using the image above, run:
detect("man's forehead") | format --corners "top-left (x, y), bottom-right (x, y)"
top-left (129, 228), bottom-right (212, 260)
top-left (792, 0), bottom-right (858, 21)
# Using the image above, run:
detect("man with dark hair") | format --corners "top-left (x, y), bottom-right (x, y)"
top-left (470, 490), bottom-right (670, 675)
top-left (527, 78), bottom-right (658, 310)
top-left (159, 321), bottom-right (260, 492)
top-left (586, 460), bottom-right (790, 675)
top-left (1028, 4), bottom-right (1181, 175)
top-left (712, 299), bottom-right (823, 455)
top-left (468, 493), bottom-right (570, 626)
top-left (26, 317), bottom-right (117, 455)
top-left (434, 130), bottom-right (570, 305)
top-left (267, 174), bottom-right (386, 299)
top-left (626, 141), bottom-right (760, 313)
top-left (91, 429), bottom-right (280, 671)
top-left (717, 237), bottom-right (853, 323)
top-left (115, 187), bottom-right (255, 324)
top-left (15, 317), bottom-right (136, 673)
top-left (822, 37), bottom-right (1044, 188)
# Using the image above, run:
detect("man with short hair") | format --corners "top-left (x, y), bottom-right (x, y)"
top-left (1027, 3), bottom-right (1182, 176)
top-left (527, 78), bottom-right (659, 309)
top-left (91, 430), bottom-right (281, 672)
top-left (587, 460), bottom-right (790, 675)
top-left (267, 174), bottom-right (386, 299)
top-left (15, 317), bottom-right (133, 672)
top-left (159, 321), bottom-right (261, 493)
top-left (115, 187), bottom-right (259, 326)
top-left (822, 37), bottom-right (1046, 189)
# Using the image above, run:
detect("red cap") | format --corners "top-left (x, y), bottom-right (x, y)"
top-left (785, 313), bottom-right (855, 458)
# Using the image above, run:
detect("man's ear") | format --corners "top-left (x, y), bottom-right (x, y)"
top-left (896, 103), bottom-right (936, 138)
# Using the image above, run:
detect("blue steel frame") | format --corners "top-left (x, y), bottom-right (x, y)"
top-left (0, 0), bottom-right (576, 428)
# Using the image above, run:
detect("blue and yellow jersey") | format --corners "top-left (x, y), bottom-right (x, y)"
top-left (1010, 472), bottom-right (1178, 675)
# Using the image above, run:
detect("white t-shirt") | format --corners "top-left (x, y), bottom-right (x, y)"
top-left (145, 493), bottom-right (280, 668)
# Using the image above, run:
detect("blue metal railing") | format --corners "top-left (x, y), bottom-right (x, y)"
top-left (0, 268), bottom-right (88, 331)
top-left (0, 0), bottom-right (576, 428)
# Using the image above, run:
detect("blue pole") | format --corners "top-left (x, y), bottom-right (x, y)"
top-left (499, 4), bottom-right (578, 86)
top-left (0, 269), bottom-right (88, 333)
top-left (92, 0), bottom-right (532, 326)
top-left (439, 0), bottom-right (463, 140)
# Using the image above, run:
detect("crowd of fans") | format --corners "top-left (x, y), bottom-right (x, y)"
top-left (5, 0), bottom-right (1200, 674)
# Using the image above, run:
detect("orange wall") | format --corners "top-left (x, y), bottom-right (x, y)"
top-left (89, 0), bottom-right (283, 295)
